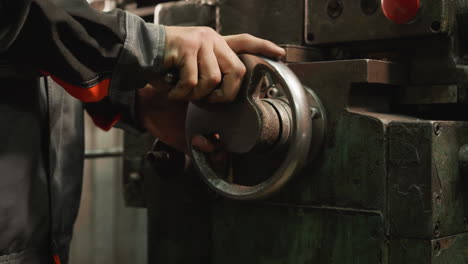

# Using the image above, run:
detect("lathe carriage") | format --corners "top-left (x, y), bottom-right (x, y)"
top-left (124, 1), bottom-right (468, 263)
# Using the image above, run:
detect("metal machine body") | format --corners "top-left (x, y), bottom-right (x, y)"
top-left (124, 0), bottom-right (468, 263)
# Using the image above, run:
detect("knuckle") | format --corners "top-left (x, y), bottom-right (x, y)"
top-left (208, 74), bottom-right (222, 85)
top-left (240, 33), bottom-right (253, 41)
top-left (185, 40), bottom-right (199, 52)
top-left (235, 64), bottom-right (247, 78)
top-left (181, 78), bottom-right (198, 89)
top-left (180, 36), bottom-right (200, 52)
top-left (199, 27), bottom-right (216, 37)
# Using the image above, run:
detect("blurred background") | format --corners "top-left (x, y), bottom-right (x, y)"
top-left (69, 114), bottom-right (147, 264)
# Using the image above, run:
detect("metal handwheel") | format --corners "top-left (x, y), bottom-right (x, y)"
top-left (185, 55), bottom-right (326, 200)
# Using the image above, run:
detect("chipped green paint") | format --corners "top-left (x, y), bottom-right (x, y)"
top-left (211, 201), bottom-right (384, 264)
top-left (390, 232), bottom-right (468, 264)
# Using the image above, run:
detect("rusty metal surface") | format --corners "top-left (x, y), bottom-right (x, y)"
top-left (434, 232), bottom-right (468, 262)
top-left (390, 232), bottom-right (468, 263)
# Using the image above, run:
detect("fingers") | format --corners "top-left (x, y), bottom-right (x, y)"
top-left (191, 45), bottom-right (222, 100)
top-left (191, 134), bottom-right (218, 153)
top-left (209, 41), bottom-right (246, 103)
top-left (191, 134), bottom-right (229, 175)
top-left (224, 34), bottom-right (286, 59)
top-left (168, 54), bottom-right (198, 100)
top-left (162, 26), bottom-right (285, 102)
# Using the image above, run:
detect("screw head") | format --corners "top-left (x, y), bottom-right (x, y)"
top-left (434, 123), bottom-right (441, 136)
top-left (310, 107), bottom-right (320, 119)
top-left (434, 221), bottom-right (441, 237)
top-left (433, 192), bottom-right (441, 204)
top-left (433, 242), bottom-right (440, 255)
top-left (431, 21), bottom-right (442, 33)
top-left (361, 0), bottom-right (378, 15)
top-left (267, 87), bottom-right (281, 98)
top-left (327, 0), bottom-right (343, 19)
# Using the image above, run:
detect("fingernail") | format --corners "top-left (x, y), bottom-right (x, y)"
top-left (280, 48), bottom-right (286, 55)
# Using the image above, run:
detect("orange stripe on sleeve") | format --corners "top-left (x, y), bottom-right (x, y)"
top-left (53, 255), bottom-right (61, 264)
top-left (40, 71), bottom-right (110, 102)
top-left (40, 70), bottom-right (122, 130)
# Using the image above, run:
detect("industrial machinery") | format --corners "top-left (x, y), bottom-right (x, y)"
top-left (123, 0), bottom-right (468, 263)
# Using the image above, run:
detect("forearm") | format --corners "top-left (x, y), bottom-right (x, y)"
top-left (1, 0), bottom-right (166, 99)
top-left (1, 0), bottom-right (166, 130)
top-left (1, 0), bottom-right (125, 101)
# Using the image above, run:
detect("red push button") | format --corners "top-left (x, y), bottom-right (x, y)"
top-left (382, 0), bottom-right (421, 24)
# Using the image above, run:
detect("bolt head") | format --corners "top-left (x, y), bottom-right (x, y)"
top-left (434, 123), bottom-right (441, 135)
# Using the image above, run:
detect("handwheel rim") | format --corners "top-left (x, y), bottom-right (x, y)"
top-left (186, 55), bottom-right (312, 200)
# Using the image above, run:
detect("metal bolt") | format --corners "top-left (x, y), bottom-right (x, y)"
top-left (310, 107), bottom-right (319, 119)
top-left (434, 123), bottom-right (441, 136)
top-left (433, 242), bottom-right (440, 255)
top-left (129, 172), bottom-right (140, 181)
top-left (307, 33), bottom-right (315, 42)
top-left (267, 87), bottom-right (281, 98)
top-left (327, 0), bottom-right (343, 19)
top-left (431, 21), bottom-right (442, 33)
top-left (361, 0), bottom-right (378, 15)
top-left (434, 221), bottom-right (441, 237)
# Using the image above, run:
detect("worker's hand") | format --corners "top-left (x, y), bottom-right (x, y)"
top-left (160, 26), bottom-right (285, 102)
top-left (140, 27), bottom-right (285, 153)
top-left (138, 80), bottom-right (222, 154)
top-left (138, 80), bottom-right (188, 152)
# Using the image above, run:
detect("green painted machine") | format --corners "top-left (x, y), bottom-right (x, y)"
top-left (124, 0), bottom-right (468, 263)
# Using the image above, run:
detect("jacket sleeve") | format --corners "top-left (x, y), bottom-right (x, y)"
top-left (0, 0), bottom-right (166, 130)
